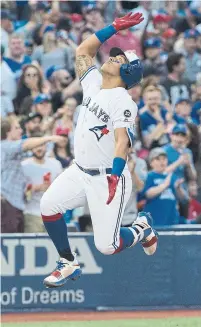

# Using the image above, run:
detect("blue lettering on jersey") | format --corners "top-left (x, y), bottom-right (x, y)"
top-left (89, 125), bottom-right (109, 141)
top-left (82, 96), bottom-right (110, 123)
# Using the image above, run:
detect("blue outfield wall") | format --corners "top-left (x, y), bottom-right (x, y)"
top-left (1, 227), bottom-right (201, 312)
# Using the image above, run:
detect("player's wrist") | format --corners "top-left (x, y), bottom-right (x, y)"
top-left (111, 157), bottom-right (126, 177)
top-left (95, 25), bottom-right (116, 44)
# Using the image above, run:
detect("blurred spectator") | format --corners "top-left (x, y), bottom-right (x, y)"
top-left (174, 98), bottom-right (196, 124)
top-left (70, 14), bottom-right (85, 44)
top-left (164, 124), bottom-right (197, 218)
top-left (152, 12), bottom-right (172, 35)
top-left (173, 6), bottom-right (201, 35)
top-left (1, 116), bottom-right (65, 233)
top-left (0, 45), bottom-right (16, 117)
top-left (24, 39), bottom-right (34, 57)
top-left (46, 65), bottom-right (81, 112)
top-left (54, 97), bottom-right (77, 133)
top-left (140, 86), bottom-right (169, 149)
top-left (33, 94), bottom-right (52, 118)
top-left (3, 33), bottom-right (31, 80)
top-left (22, 133), bottom-right (63, 233)
top-left (53, 128), bottom-right (73, 169)
top-left (128, 84), bottom-right (144, 111)
top-left (161, 52), bottom-right (190, 105)
top-left (32, 24), bottom-right (74, 74)
top-left (100, 28), bottom-right (142, 62)
top-left (142, 147), bottom-right (185, 226)
top-left (1, 10), bottom-right (13, 55)
top-left (122, 148), bottom-right (147, 227)
top-left (129, 1), bottom-right (151, 32)
top-left (143, 38), bottom-right (167, 77)
top-left (83, 5), bottom-right (104, 31)
top-left (182, 29), bottom-right (201, 84)
top-left (22, 112), bottom-right (42, 139)
top-left (14, 64), bottom-right (43, 113)
top-left (161, 28), bottom-right (177, 61)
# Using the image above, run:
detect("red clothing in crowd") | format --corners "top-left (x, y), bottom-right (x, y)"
top-left (100, 30), bottom-right (142, 61)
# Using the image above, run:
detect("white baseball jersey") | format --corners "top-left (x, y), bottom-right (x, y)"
top-left (74, 66), bottom-right (138, 168)
top-left (41, 65), bottom-right (138, 255)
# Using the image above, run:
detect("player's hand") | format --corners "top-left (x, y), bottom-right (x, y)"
top-left (106, 175), bottom-right (119, 205)
top-left (112, 12), bottom-right (144, 32)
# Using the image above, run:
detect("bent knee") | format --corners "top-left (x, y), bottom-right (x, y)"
top-left (95, 242), bottom-right (115, 255)
top-left (40, 191), bottom-right (54, 216)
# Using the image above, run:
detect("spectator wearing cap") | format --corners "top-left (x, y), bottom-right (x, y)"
top-left (175, 98), bottom-right (197, 124)
top-left (141, 147), bottom-right (185, 226)
top-left (163, 124), bottom-right (197, 218)
top-left (69, 14), bottom-right (85, 44)
top-left (46, 65), bottom-right (81, 113)
top-left (33, 93), bottom-right (62, 134)
top-left (160, 52), bottom-right (191, 105)
top-left (22, 112), bottom-right (42, 139)
top-left (140, 86), bottom-right (170, 149)
top-left (0, 10), bottom-right (13, 55)
top-left (161, 28), bottom-right (177, 62)
top-left (24, 40), bottom-right (34, 57)
top-left (143, 38), bottom-right (167, 78)
top-left (182, 29), bottom-right (201, 84)
top-left (22, 132), bottom-right (63, 233)
top-left (0, 45), bottom-right (16, 117)
top-left (4, 33), bottom-right (31, 80)
top-left (32, 24), bottom-right (74, 74)
top-left (14, 64), bottom-right (43, 114)
top-left (33, 94), bottom-right (52, 118)
top-left (53, 127), bottom-right (73, 169)
top-left (1, 116), bottom-right (65, 233)
top-left (153, 12), bottom-right (172, 35)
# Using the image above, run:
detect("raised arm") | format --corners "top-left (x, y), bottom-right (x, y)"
top-left (75, 12), bottom-right (144, 78)
top-left (22, 135), bottom-right (65, 151)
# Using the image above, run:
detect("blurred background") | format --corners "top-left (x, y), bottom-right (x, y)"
top-left (1, 0), bottom-right (201, 233)
top-left (1, 0), bottom-right (201, 319)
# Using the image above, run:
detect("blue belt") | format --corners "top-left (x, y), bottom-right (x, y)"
top-left (76, 163), bottom-right (112, 176)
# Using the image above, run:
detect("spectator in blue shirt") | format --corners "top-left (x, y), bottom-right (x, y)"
top-left (174, 98), bottom-right (197, 124)
top-left (182, 29), bottom-right (201, 84)
top-left (140, 86), bottom-right (170, 149)
top-left (4, 33), bottom-right (31, 80)
top-left (142, 148), bottom-right (184, 226)
top-left (163, 124), bottom-right (197, 218)
top-left (143, 38), bottom-right (167, 78)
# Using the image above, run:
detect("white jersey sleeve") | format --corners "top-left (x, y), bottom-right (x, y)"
top-left (111, 97), bottom-right (138, 147)
top-left (80, 66), bottom-right (102, 94)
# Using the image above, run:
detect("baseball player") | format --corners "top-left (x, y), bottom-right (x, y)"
top-left (41, 12), bottom-right (158, 288)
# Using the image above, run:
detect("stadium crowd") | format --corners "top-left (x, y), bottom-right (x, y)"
top-left (1, 0), bottom-right (201, 233)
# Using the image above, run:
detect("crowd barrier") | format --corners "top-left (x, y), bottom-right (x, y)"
top-left (1, 226), bottom-right (201, 312)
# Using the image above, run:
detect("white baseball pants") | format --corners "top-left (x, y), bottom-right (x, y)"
top-left (40, 163), bottom-right (132, 254)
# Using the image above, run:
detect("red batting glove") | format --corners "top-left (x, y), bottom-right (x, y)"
top-left (106, 175), bottom-right (119, 205)
top-left (112, 12), bottom-right (144, 32)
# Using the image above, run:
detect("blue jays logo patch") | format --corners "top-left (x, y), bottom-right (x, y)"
top-left (89, 125), bottom-right (109, 141)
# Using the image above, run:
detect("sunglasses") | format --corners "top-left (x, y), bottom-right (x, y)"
top-left (25, 73), bottom-right (38, 78)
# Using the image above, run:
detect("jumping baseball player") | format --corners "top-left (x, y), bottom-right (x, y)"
top-left (41, 12), bottom-right (158, 288)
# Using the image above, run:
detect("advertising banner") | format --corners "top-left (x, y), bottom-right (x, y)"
top-left (1, 231), bottom-right (201, 312)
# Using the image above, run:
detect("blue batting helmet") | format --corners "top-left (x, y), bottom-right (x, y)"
top-left (109, 47), bottom-right (143, 90)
